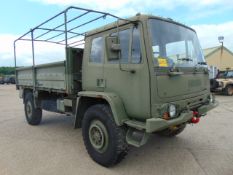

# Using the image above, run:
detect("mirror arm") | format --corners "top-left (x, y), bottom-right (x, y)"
top-left (117, 20), bottom-right (136, 74)
top-left (116, 20), bottom-right (124, 72)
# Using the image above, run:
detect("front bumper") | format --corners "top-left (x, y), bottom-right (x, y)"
top-left (211, 87), bottom-right (224, 92)
top-left (125, 101), bottom-right (218, 134)
top-left (124, 100), bottom-right (218, 147)
top-left (197, 100), bottom-right (219, 115)
top-left (146, 111), bottom-right (193, 133)
top-left (145, 101), bottom-right (218, 133)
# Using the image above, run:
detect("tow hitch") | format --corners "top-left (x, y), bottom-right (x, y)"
top-left (190, 111), bottom-right (200, 124)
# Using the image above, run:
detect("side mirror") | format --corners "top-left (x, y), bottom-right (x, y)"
top-left (106, 36), bottom-right (121, 61)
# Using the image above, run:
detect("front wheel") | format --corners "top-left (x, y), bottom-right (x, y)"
top-left (224, 85), bottom-right (233, 96)
top-left (156, 123), bottom-right (186, 137)
top-left (24, 92), bottom-right (42, 125)
top-left (82, 104), bottom-right (128, 167)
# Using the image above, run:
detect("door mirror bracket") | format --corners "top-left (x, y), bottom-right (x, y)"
top-left (106, 36), bottom-right (120, 61)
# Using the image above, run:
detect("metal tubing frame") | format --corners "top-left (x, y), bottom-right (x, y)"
top-left (44, 14), bottom-right (105, 42)
top-left (13, 6), bottom-right (133, 93)
top-left (34, 11), bottom-right (89, 40)
top-left (14, 6), bottom-right (132, 68)
top-left (30, 30), bottom-right (37, 92)
top-left (64, 10), bottom-right (70, 93)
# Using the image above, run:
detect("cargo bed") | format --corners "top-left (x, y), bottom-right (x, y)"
top-left (16, 48), bottom-right (83, 95)
top-left (16, 61), bottom-right (66, 93)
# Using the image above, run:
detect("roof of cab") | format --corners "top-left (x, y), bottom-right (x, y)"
top-left (86, 14), bottom-right (195, 37)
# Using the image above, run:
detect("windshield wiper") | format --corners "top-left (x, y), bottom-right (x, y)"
top-left (178, 57), bottom-right (193, 62)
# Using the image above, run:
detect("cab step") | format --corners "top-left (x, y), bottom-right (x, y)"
top-left (124, 120), bottom-right (149, 147)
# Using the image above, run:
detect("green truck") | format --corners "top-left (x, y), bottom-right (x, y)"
top-left (14, 7), bottom-right (218, 166)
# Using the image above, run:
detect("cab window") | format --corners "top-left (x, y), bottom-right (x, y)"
top-left (109, 27), bottom-right (141, 64)
top-left (131, 27), bottom-right (141, 63)
top-left (90, 37), bottom-right (104, 63)
top-left (227, 71), bottom-right (233, 77)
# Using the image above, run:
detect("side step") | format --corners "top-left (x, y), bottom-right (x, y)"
top-left (124, 120), bottom-right (149, 147)
top-left (126, 128), bottom-right (150, 147)
top-left (124, 120), bottom-right (146, 130)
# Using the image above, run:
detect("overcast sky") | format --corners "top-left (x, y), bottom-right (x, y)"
top-left (0, 0), bottom-right (233, 66)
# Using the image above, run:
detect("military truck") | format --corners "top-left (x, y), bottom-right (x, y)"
top-left (210, 70), bottom-right (233, 95)
top-left (3, 75), bottom-right (15, 84)
top-left (14, 7), bottom-right (218, 166)
top-left (0, 77), bottom-right (4, 84)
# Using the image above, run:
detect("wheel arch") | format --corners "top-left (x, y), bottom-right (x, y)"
top-left (226, 83), bottom-right (233, 87)
top-left (225, 83), bottom-right (233, 95)
top-left (74, 91), bottom-right (128, 128)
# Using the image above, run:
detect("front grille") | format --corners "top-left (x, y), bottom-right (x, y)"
top-left (187, 97), bottom-right (205, 109)
top-left (210, 79), bottom-right (219, 89)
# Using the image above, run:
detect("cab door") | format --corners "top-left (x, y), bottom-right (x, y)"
top-left (103, 24), bottom-right (150, 119)
top-left (82, 35), bottom-right (104, 92)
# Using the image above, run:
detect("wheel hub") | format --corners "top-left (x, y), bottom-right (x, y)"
top-left (88, 120), bottom-right (108, 153)
top-left (26, 101), bottom-right (32, 117)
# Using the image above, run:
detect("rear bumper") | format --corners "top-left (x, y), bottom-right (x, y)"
top-left (146, 100), bottom-right (218, 133)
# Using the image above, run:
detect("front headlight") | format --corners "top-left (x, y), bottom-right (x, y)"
top-left (219, 81), bottom-right (224, 87)
top-left (169, 104), bottom-right (176, 118)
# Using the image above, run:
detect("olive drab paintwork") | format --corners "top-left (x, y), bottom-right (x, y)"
top-left (83, 22), bottom-right (151, 120)
top-left (82, 15), bottom-right (217, 124)
top-left (15, 7), bottom-right (218, 150)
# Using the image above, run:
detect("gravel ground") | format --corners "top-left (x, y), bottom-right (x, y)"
top-left (0, 85), bottom-right (233, 175)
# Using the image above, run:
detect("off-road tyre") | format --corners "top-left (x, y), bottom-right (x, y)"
top-left (24, 92), bottom-right (42, 125)
top-left (157, 123), bottom-right (186, 137)
top-left (224, 85), bottom-right (233, 96)
top-left (82, 104), bottom-right (128, 167)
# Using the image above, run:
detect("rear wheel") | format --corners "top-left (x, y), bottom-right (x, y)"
top-left (156, 123), bottom-right (186, 137)
top-left (24, 92), bottom-right (42, 125)
top-left (82, 104), bottom-right (128, 167)
top-left (224, 85), bottom-right (233, 96)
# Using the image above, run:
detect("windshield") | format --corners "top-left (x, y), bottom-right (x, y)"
top-left (148, 19), bottom-right (205, 68)
top-left (217, 71), bottom-right (233, 78)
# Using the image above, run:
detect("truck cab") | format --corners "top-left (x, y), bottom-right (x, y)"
top-left (82, 14), bottom-right (216, 130)
top-left (14, 7), bottom-right (218, 167)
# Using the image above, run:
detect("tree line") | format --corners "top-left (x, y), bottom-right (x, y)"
top-left (0, 67), bottom-right (15, 76)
